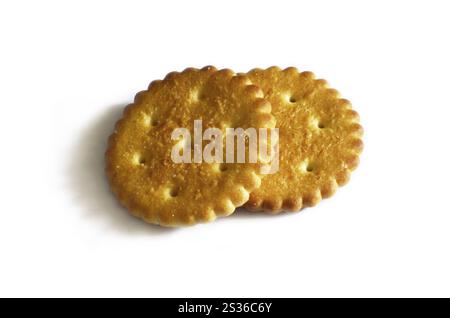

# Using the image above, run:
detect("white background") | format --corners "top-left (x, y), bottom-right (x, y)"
top-left (1, 0), bottom-right (449, 297)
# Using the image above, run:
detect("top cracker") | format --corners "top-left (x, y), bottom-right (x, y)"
top-left (244, 66), bottom-right (364, 212)
top-left (106, 66), bottom-right (275, 226)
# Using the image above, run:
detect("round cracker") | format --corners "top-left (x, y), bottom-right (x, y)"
top-left (243, 66), bottom-right (363, 213)
top-left (106, 66), bottom-right (275, 226)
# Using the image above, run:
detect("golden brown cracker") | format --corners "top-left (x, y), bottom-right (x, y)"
top-left (106, 66), bottom-right (275, 226)
top-left (243, 66), bottom-right (363, 212)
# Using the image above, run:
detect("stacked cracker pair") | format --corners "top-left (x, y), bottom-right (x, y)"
top-left (106, 66), bottom-right (363, 227)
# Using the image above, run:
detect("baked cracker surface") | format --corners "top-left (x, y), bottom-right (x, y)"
top-left (244, 66), bottom-right (363, 212)
top-left (106, 66), bottom-right (275, 226)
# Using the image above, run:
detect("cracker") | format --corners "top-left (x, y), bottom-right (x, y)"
top-left (106, 66), bottom-right (275, 226)
top-left (243, 66), bottom-right (363, 212)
